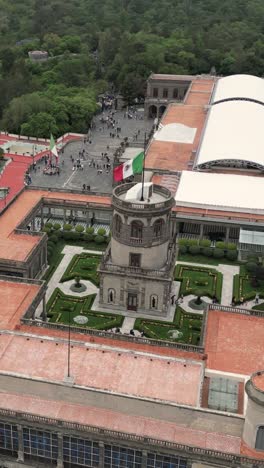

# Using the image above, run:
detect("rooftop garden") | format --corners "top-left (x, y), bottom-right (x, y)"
top-left (134, 307), bottom-right (202, 345)
top-left (60, 252), bottom-right (101, 286)
top-left (175, 264), bottom-right (223, 302)
top-left (233, 262), bottom-right (264, 304)
top-left (47, 289), bottom-right (124, 330)
top-left (178, 238), bottom-right (240, 266)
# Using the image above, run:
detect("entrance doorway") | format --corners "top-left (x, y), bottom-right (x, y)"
top-left (127, 293), bottom-right (138, 311)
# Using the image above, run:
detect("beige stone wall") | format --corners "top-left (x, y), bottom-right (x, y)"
top-left (243, 396), bottom-right (264, 448)
top-left (111, 237), bottom-right (169, 269)
top-left (101, 275), bottom-right (167, 313)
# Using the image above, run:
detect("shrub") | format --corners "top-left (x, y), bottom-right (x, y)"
top-left (97, 227), bottom-right (106, 236)
top-left (178, 238), bottom-right (188, 246)
top-left (245, 262), bottom-right (258, 273)
top-left (53, 223), bottom-right (61, 231)
top-left (75, 224), bottom-right (84, 233)
top-left (179, 245), bottom-right (187, 254)
top-left (227, 242), bottom-right (237, 250)
top-left (63, 223), bottom-right (72, 231)
top-left (215, 241), bottom-right (227, 249)
top-left (226, 250), bottom-right (238, 261)
top-left (86, 227), bottom-right (94, 234)
top-left (84, 233), bottom-right (94, 242)
top-left (199, 239), bottom-right (211, 247)
top-left (62, 231), bottom-right (73, 240)
top-left (45, 222), bottom-right (53, 229)
top-left (188, 239), bottom-right (199, 246)
top-left (69, 231), bottom-right (81, 240)
top-left (94, 235), bottom-right (105, 244)
top-left (47, 241), bottom-right (55, 249)
top-left (43, 227), bottom-right (51, 234)
top-left (213, 248), bottom-right (225, 258)
top-left (49, 234), bottom-right (58, 244)
top-left (202, 247), bottom-right (213, 257)
top-left (189, 245), bottom-right (200, 255)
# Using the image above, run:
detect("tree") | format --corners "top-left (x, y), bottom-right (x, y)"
top-left (21, 112), bottom-right (58, 138)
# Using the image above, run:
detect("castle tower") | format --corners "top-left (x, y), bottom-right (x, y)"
top-left (98, 182), bottom-right (176, 316)
top-left (243, 370), bottom-right (264, 451)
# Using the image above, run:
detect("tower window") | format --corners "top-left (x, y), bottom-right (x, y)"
top-left (131, 221), bottom-right (143, 239)
top-left (256, 426), bottom-right (264, 450)
top-left (153, 88), bottom-right (158, 98)
top-left (163, 88), bottom-right (168, 98)
top-left (114, 214), bottom-right (122, 235)
top-left (129, 253), bottom-right (141, 267)
top-left (153, 219), bottom-right (164, 238)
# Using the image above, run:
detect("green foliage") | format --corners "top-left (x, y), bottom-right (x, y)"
top-left (213, 248), bottom-right (225, 258)
top-left (199, 239), bottom-right (211, 247)
top-left (45, 222), bottom-right (53, 229)
top-left (53, 223), bottom-right (61, 230)
top-left (75, 224), bottom-right (85, 233)
top-left (86, 227), bottom-right (94, 234)
top-left (227, 242), bottom-right (237, 250)
top-left (49, 234), bottom-right (58, 244)
top-left (245, 261), bottom-right (258, 273)
top-left (94, 234), bottom-right (105, 244)
top-left (97, 227), bottom-right (106, 236)
top-left (63, 223), bottom-right (72, 231)
top-left (202, 247), bottom-right (213, 257)
top-left (226, 250), bottom-right (238, 261)
top-left (215, 241), bottom-right (227, 250)
top-left (189, 245), bottom-right (200, 255)
top-left (179, 245), bottom-right (187, 254)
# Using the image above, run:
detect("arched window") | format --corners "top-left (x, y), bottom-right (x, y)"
top-left (153, 219), bottom-right (164, 238)
top-left (256, 426), bottom-right (264, 450)
top-left (131, 221), bottom-right (143, 239)
top-left (114, 214), bottom-right (122, 235)
top-left (150, 295), bottom-right (158, 309)
top-left (108, 289), bottom-right (115, 303)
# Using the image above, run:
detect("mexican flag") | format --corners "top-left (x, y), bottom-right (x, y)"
top-left (114, 151), bottom-right (144, 182)
top-left (50, 134), bottom-right (58, 159)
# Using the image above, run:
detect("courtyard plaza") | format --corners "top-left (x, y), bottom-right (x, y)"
top-left (29, 109), bottom-right (153, 194)
top-left (36, 242), bottom-right (263, 343)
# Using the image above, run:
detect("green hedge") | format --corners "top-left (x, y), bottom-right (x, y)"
top-left (178, 238), bottom-right (238, 261)
top-left (175, 264), bottom-right (222, 302)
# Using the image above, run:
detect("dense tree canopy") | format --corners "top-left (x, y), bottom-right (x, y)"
top-left (0, 0), bottom-right (263, 137)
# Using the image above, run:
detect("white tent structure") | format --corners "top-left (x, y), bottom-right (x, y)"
top-left (175, 171), bottom-right (264, 215)
top-left (212, 74), bottom-right (264, 104)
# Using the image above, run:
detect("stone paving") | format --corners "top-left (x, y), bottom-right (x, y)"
top-left (30, 110), bottom-right (153, 194)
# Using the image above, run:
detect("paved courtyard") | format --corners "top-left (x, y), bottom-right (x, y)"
top-left (30, 110), bottom-right (153, 194)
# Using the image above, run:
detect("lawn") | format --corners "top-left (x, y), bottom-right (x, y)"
top-left (252, 303), bottom-right (264, 311)
top-left (134, 307), bottom-right (202, 345)
top-left (43, 240), bottom-right (105, 283)
top-left (60, 253), bottom-right (101, 286)
top-left (233, 265), bottom-right (264, 303)
top-left (177, 252), bottom-right (241, 266)
top-left (47, 288), bottom-right (124, 330)
top-left (175, 264), bottom-right (223, 302)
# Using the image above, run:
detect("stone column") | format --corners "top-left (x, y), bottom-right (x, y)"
top-left (41, 297), bottom-right (47, 321)
top-left (225, 226), bottom-right (230, 242)
top-left (199, 224), bottom-right (204, 239)
top-left (63, 208), bottom-right (66, 224)
top-left (98, 441), bottom-right (105, 468)
top-left (141, 449), bottom-right (147, 468)
top-left (17, 424), bottom-right (24, 462)
top-left (40, 206), bottom-right (44, 229)
top-left (56, 433), bottom-right (63, 468)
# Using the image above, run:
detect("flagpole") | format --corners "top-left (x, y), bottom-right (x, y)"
top-left (140, 132), bottom-right (147, 202)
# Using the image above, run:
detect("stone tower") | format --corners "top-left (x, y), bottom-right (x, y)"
top-left (243, 370), bottom-right (264, 451)
top-left (98, 182), bottom-right (176, 316)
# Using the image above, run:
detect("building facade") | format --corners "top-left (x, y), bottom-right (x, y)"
top-left (99, 182), bottom-right (176, 316)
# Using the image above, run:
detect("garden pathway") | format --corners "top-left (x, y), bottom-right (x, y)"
top-left (35, 246), bottom-right (102, 317)
top-left (176, 261), bottom-right (240, 306)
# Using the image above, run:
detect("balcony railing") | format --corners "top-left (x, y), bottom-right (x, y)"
top-left (113, 224), bottom-right (170, 247)
top-left (112, 183), bottom-right (174, 212)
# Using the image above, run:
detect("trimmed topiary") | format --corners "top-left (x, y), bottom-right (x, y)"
top-left (86, 227), bottom-right (94, 234)
top-left (189, 245), bottom-right (200, 255)
top-left (94, 235), bottom-right (105, 244)
top-left (53, 223), bottom-right (61, 231)
top-left (75, 225), bottom-right (84, 233)
top-left (245, 261), bottom-right (258, 273)
top-left (227, 242), bottom-right (237, 250)
top-left (178, 238), bottom-right (189, 246)
top-left (49, 234), bottom-right (58, 244)
top-left (215, 241), bottom-right (227, 249)
top-left (226, 250), bottom-right (238, 261)
top-left (213, 248), bottom-right (225, 258)
top-left (84, 233), bottom-right (94, 242)
top-left (188, 239), bottom-right (199, 246)
top-left (199, 239), bottom-right (211, 247)
top-left (47, 241), bottom-right (55, 249)
top-left (45, 222), bottom-right (53, 229)
top-left (43, 227), bottom-right (51, 234)
top-left (202, 247), bottom-right (213, 257)
top-left (97, 227), bottom-right (106, 236)
top-left (63, 223), bottom-right (72, 231)
top-left (179, 245), bottom-right (187, 254)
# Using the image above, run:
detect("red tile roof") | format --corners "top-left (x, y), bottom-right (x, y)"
top-left (0, 281), bottom-right (41, 329)
top-left (205, 308), bottom-right (264, 375)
